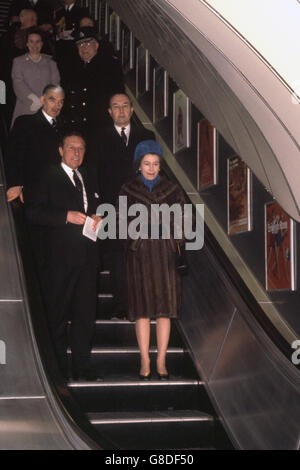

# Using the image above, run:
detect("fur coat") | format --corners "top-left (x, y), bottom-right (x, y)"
top-left (119, 175), bottom-right (186, 321)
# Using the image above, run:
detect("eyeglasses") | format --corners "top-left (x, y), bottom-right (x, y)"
top-left (78, 40), bottom-right (95, 48)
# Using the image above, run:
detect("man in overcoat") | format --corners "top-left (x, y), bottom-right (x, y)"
top-left (5, 84), bottom-right (65, 204)
top-left (61, 27), bottom-right (124, 137)
top-left (26, 131), bottom-right (101, 380)
top-left (89, 92), bottom-right (155, 317)
top-left (5, 84), bottom-right (65, 288)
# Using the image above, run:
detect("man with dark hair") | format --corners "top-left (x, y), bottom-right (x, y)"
top-left (26, 131), bottom-right (101, 380)
top-left (89, 92), bottom-right (155, 317)
top-left (61, 27), bottom-right (124, 136)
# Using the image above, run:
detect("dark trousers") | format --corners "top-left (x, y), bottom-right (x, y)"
top-left (102, 239), bottom-right (127, 314)
top-left (45, 261), bottom-right (97, 376)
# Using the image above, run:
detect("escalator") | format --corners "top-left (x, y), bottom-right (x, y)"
top-left (0, 104), bottom-right (231, 450)
top-left (1, 0), bottom-right (300, 450)
top-left (67, 268), bottom-right (232, 450)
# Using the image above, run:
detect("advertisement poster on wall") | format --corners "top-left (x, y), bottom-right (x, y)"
top-left (109, 11), bottom-right (120, 51)
top-left (136, 45), bottom-right (149, 97)
top-left (173, 89), bottom-right (191, 154)
top-left (153, 66), bottom-right (168, 123)
top-left (197, 119), bottom-right (218, 190)
top-left (227, 156), bottom-right (252, 235)
top-left (265, 201), bottom-right (296, 291)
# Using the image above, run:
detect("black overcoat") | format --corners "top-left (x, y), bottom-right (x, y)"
top-left (62, 48), bottom-right (124, 134)
top-left (89, 122), bottom-right (155, 206)
top-left (4, 109), bottom-right (64, 196)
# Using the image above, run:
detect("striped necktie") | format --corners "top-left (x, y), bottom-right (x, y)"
top-left (120, 127), bottom-right (127, 145)
top-left (73, 170), bottom-right (83, 193)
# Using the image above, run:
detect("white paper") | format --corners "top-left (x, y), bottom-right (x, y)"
top-left (82, 216), bottom-right (102, 242)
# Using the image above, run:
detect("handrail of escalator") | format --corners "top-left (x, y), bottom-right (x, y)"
top-left (163, 164), bottom-right (299, 371)
top-left (0, 102), bottom-right (116, 449)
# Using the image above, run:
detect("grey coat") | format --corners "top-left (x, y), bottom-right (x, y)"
top-left (11, 53), bottom-right (60, 125)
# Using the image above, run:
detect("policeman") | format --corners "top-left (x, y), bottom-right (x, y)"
top-left (61, 26), bottom-right (124, 137)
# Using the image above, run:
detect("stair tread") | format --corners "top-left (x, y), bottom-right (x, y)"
top-left (68, 377), bottom-right (202, 387)
top-left (67, 346), bottom-right (185, 354)
top-left (87, 410), bottom-right (214, 424)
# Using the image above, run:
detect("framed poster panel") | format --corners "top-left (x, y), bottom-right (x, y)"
top-left (109, 12), bottom-right (120, 51)
top-left (153, 66), bottom-right (168, 123)
top-left (104, 2), bottom-right (109, 35)
top-left (94, 0), bottom-right (98, 20)
top-left (173, 89), bottom-right (191, 154)
top-left (122, 27), bottom-right (133, 73)
top-left (227, 156), bottom-right (252, 235)
top-left (197, 119), bottom-right (217, 189)
top-left (136, 45), bottom-right (149, 98)
top-left (265, 201), bottom-right (296, 291)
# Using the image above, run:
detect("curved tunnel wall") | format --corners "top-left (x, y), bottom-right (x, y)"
top-left (106, 0), bottom-right (300, 449)
top-left (109, 0), bottom-right (300, 222)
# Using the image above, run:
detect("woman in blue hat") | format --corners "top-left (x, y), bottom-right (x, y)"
top-left (118, 140), bottom-right (186, 380)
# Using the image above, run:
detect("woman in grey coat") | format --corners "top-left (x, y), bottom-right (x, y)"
top-left (11, 27), bottom-right (60, 126)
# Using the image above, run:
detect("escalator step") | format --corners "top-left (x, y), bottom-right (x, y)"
top-left (68, 378), bottom-right (214, 414)
top-left (86, 410), bottom-right (214, 450)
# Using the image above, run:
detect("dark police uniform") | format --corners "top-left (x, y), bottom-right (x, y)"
top-left (61, 28), bottom-right (124, 136)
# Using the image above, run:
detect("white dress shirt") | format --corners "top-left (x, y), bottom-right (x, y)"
top-left (115, 123), bottom-right (131, 145)
top-left (42, 110), bottom-right (55, 125)
top-left (61, 162), bottom-right (88, 213)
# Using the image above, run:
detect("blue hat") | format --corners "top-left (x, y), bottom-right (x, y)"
top-left (134, 140), bottom-right (163, 162)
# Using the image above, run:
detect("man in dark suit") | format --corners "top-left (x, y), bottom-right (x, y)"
top-left (5, 84), bottom-right (65, 290)
top-left (55, 0), bottom-right (89, 31)
top-left (90, 92), bottom-right (155, 317)
top-left (26, 131), bottom-right (101, 380)
top-left (5, 84), bottom-right (65, 204)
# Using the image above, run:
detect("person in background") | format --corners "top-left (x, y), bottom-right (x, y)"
top-left (118, 140), bottom-right (186, 380)
top-left (55, 0), bottom-right (89, 33)
top-left (54, 0), bottom-right (89, 79)
top-left (0, 9), bottom-right (38, 128)
top-left (8, 0), bottom-right (54, 32)
top-left (61, 26), bottom-right (124, 137)
top-left (11, 27), bottom-right (60, 125)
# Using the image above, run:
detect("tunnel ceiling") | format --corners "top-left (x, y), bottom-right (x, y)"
top-left (108, 0), bottom-right (300, 222)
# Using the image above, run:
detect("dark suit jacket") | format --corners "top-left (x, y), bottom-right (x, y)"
top-left (89, 122), bottom-right (155, 206)
top-left (55, 3), bottom-right (89, 30)
top-left (4, 109), bottom-right (64, 196)
top-left (9, 0), bottom-right (54, 25)
top-left (26, 164), bottom-right (99, 269)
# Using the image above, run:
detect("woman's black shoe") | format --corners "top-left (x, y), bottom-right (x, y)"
top-left (157, 371), bottom-right (169, 380)
top-left (139, 373), bottom-right (151, 380)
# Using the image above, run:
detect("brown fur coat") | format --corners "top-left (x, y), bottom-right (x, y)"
top-left (119, 175), bottom-right (186, 321)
